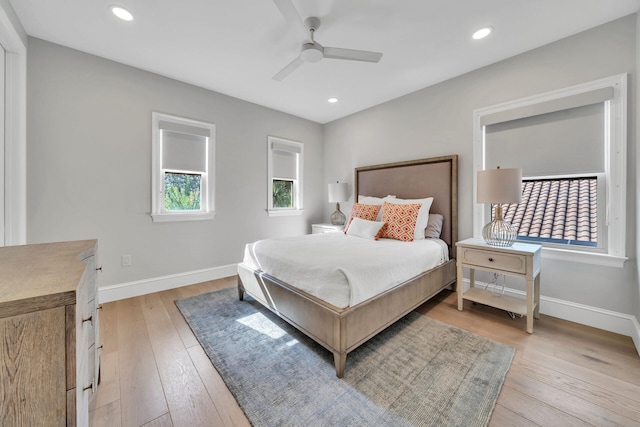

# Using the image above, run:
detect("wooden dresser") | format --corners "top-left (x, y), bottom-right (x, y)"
top-left (0, 240), bottom-right (99, 426)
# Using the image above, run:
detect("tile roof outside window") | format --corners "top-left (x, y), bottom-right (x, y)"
top-left (499, 178), bottom-right (597, 246)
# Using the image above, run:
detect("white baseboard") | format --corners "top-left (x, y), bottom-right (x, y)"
top-left (98, 264), bottom-right (238, 304)
top-left (461, 279), bottom-right (640, 356)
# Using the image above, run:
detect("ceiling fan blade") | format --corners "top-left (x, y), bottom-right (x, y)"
top-left (272, 55), bottom-right (305, 81)
top-left (323, 47), bottom-right (383, 63)
top-left (272, 0), bottom-right (308, 40)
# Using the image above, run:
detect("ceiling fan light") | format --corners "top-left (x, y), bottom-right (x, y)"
top-left (110, 5), bottom-right (133, 21)
top-left (472, 26), bottom-right (493, 40)
top-left (301, 44), bottom-right (323, 63)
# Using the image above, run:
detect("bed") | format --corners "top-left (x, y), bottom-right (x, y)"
top-left (237, 155), bottom-right (458, 377)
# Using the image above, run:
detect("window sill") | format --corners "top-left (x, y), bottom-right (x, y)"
top-left (267, 209), bottom-right (304, 217)
top-left (542, 247), bottom-right (627, 268)
top-left (151, 212), bottom-right (216, 222)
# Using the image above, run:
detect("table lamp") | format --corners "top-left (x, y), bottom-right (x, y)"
top-left (328, 182), bottom-right (348, 225)
top-left (477, 167), bottom-right (522, 247)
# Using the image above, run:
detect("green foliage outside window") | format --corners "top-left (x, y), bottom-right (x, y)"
top-left (273, 179), bottom-right (293, 208)
top-left (165, 172), bottom-right (201, 210)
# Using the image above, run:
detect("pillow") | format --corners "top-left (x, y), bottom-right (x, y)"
top-left (425, 213), bottom-right (444, 238)
top-left (357, 195), bottom-right (396, 221)
top-left (343, 203), bottom-right (382, 234)
top-left (345, 217), bottom-right (386, 240)
top-left (357, 195), bottom-right (396, 203)
top-left (380, 201), bottom-right (422, 242)
top-left (385, 197), bottom-right (434, 240)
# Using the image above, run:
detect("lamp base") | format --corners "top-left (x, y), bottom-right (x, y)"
top-left (482, 204), bottom-right (517, 247)
top-left (482, 220), bottom-right (517, 247)
top-left (330, 202), bottom-right (346, 225)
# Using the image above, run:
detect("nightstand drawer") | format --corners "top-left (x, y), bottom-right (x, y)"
top-left (460, 248), bottom-right (526, 274)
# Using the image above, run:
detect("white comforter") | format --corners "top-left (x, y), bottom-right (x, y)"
top-left (241, 233), bottom-right (449, 308)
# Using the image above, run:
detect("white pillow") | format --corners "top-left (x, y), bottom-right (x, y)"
top-left (345, 217), bottom-right (386, 240)
top-left (425, 213), bottom-right (444, 239)
top-left (386, 197), bottom-right (434, 240)
top-left (357, 195), bottom-right (396, 221)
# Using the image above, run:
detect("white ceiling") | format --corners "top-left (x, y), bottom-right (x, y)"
top-left (10, 0), bottom-right (640, 124)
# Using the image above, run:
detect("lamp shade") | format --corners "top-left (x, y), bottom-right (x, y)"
top-left (477, 168), bottom-right (522, 204)
top-left (328, 182), bottom-right (348, 203)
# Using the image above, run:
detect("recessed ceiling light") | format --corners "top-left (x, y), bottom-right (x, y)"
top-left (110, 5), bottom-right (133, 21)
top-left (472, 26), bottom-right (493, 40)
top-left (328, 98), bottom-right (338, 103)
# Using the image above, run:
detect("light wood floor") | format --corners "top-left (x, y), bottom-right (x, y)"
top-left (89, 277), bottom-right (640, 427)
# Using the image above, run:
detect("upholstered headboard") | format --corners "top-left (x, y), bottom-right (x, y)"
top-left (355, 155), bottom-right (458, 255)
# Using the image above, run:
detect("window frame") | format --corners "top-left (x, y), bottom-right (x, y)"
top-left (0, 5), bottom-right (27, 246)
top-left (473, 74), bottom-right (627, 268)
top-left (267, 136), bottom-right (303, 216)
top-left (151, 112), bottom-right (216, 222)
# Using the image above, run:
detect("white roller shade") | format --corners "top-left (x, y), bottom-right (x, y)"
top-left (485, 102), bottom-right (604, 177)
top-left (272, 140), bottom-right (301, 154)
top-left (161, 130), bottom-right (207, 173)
top-left (159, 120), bottom-right (210, 137)
top-left (272, 150), bottom-right (297, 180)
top-left (271, 140), bottom-right (300, 180)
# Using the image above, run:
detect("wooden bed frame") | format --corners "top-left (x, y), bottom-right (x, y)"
top-left (237, 155), bottom-right (458, 377)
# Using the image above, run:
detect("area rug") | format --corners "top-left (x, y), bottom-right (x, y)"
top-left (175, 287), bottom-right (514, 427)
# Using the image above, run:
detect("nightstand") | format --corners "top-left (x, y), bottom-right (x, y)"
top-left (311, 223), bottom-right (345, 234)
top-left (456, 238), bottom-right (542, 333)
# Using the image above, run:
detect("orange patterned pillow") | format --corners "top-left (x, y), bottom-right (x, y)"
top-left (381, 201), bottom-right (422, 242)
top-left (343, 203), bottom-right (382, 234)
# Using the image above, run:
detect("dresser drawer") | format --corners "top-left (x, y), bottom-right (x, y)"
top-left (460, 247), bottom-right (526, 274)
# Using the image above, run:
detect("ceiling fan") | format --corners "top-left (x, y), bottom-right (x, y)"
top-left (272, 0), bottom-right (383, 81)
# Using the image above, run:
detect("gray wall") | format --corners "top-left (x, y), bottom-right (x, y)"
top-left (27, 38), bottom-right (324, 287)
top-left (324, 15), bottom-right (638, 314)
top-left (24, 15), bottom-right (640, 316)
top-left (636, 12), bottom-right (640, 323)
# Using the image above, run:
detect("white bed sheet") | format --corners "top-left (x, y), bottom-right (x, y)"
top-left (241, 233), bottom-right (449, 308)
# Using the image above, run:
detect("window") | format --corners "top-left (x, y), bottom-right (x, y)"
top-left (473, 74), bottom-right (627, 267)
top-left (267, 136), bottom-right (303, 216)
top-left (151, 113), bottom-right (215, 222)
top-left (499, 176), bottom-right (601, 248)
top-left (272, 179), bottom-right (293, 208)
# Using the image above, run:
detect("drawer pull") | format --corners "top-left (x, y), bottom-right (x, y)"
top-left (96, 266), bottom-right (103, 272)
top-left (82, 313), bottom-right (93, 324)
top-left (488, 257), bottom-right (494, 262)
top-left (83, 378), bottom-right (95, 393)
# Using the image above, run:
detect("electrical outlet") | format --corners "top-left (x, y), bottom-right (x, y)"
top-left (121, 254), bottom-right (132, 267)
